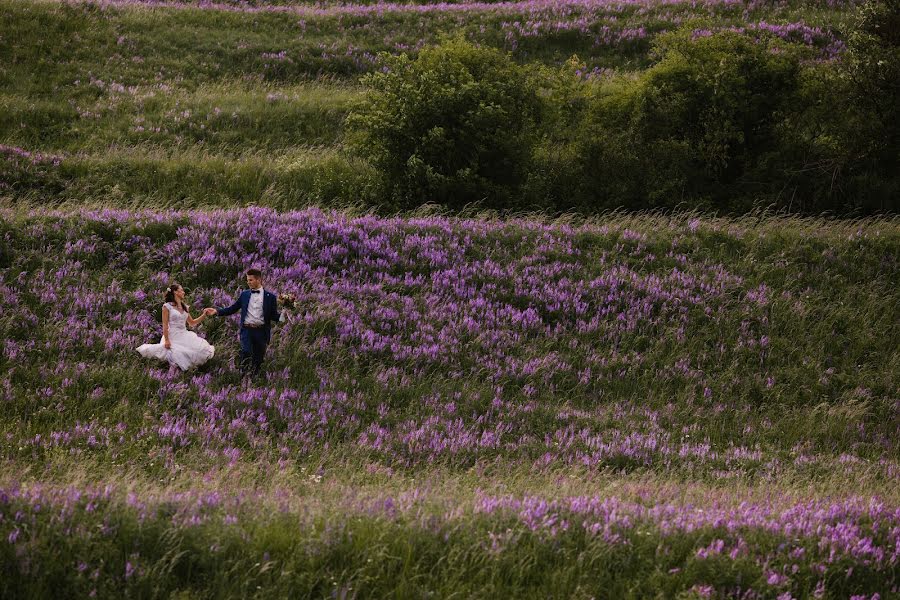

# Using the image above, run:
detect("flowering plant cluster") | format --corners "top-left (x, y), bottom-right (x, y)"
top-left (0, 207), bottom-right (896, 596)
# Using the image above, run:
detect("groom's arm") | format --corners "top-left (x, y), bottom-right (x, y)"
top-left (268, 293), bottom-right (284, 323)
top-left (216, 295), bottom-right (243, 317)
top-left (273, 297), bottom-right (283, 323)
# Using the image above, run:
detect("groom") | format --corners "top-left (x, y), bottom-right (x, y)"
top-left (204, 268), bottom-right (285, 379)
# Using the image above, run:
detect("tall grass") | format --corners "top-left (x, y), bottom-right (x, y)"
top-left (0, 208), bottom-right (897, 596)
top-left (1, 0), bottom-right (896, 594)
top-left (0, 0), bottom-right (861, 206)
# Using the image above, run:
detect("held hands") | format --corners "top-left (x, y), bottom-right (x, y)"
top-left (203, 308), bottom-right (217, 317)
top-left (277, 293), bottom-right (296, 310)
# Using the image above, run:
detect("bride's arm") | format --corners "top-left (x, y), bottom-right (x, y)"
top-left (162, 305), bottom-right (171, 348)
top-left (186, 305), bottom-right (208, 328)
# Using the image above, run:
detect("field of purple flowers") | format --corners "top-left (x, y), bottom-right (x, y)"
top-left (1, 0), bottom-right (896, 595)
top-left (1, 208), bottom-right (897, 597)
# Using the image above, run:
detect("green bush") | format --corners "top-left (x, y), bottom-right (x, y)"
top-left (762, 0), bottom-right (899, 214)
top-left (837, 0), bottom-right (900, 211)
top-left (347, 39), bottom-right (544, 212)
top-left (843, 0), bottom-right (900, 148)
top-left (521, 57), bottom-right (594, 212)
top-left (573, 29), bottom-right (804, 212)
top-left (345, 19), bottom-right (897, 216)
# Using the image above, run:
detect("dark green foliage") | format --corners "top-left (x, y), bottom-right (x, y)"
top-left (564, 30), bottom-right (805, 213)
top-left (835, 0), bottom-right (900, 211)
top-left (347, 39), bottom-right (544, 212)
top-left (638, 30), bottom-right (800, 204)
top-left (537, 16), bottom-right (898, 215)
top-left (346, 15), bottom-right (898, 216)
top-left (1, 0), bottom-right (897, 214)
top-left (844, 0), bottom-right (900, 154)
top-left (758, 0), bottom-right (900, 214)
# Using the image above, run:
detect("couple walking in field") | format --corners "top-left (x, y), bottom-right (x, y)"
top-left (136, 268), bottom-right (294, 379)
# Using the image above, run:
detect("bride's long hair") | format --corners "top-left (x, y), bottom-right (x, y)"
top-left (164, 283), bottom-right (182, 305)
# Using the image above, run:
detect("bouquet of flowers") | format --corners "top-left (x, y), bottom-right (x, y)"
top-left (278, 292), bottom-right (296, 309)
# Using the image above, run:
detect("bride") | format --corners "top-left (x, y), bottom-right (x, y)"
top-left (137, 283), bottom-right (215, 371)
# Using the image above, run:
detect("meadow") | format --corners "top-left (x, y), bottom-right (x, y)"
top-left (1, 0), bottom-right (899, 597)
top-left (0, 208), bottom-right (898, 597)
top-left (0, 0), bottom-right (865, 208)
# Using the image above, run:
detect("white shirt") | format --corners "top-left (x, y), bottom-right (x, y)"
top-left (245, 287), bottom-right (265, 325)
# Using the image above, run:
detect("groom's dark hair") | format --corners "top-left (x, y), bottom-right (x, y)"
top-left (246, 268), bottom-right (263, 278)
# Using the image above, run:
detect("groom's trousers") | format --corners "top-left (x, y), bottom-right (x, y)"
top-left (239, 326), bottom-right (268, 376)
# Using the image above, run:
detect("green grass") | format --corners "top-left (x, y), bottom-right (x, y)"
top-left (0, 80), bottom-right (360, 154)
top-left (0, 0), bottom-right (862, 207)
top-left (3, 144), bottom-right (376, 208)
top-left (0, 208), bottom-right (897, 597)
top-left (0, 1), bottom-right (896, 594)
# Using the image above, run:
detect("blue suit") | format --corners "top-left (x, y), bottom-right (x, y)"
top-left (217, 289), bottom-right (282, 376)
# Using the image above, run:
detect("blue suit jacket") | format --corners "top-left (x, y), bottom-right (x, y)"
top-left (217, 289), bottom-right (281, 341)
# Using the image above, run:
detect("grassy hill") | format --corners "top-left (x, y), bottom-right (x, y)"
top-left (2, 0), bottom-right (897, 596)
top-left (0, 207), bottom-right (897, 597)
top-left (0, 0), bottom-right (859, 207)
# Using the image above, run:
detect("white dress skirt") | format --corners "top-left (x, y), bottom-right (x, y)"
top-left (137, 303), bottom-right (215, 370)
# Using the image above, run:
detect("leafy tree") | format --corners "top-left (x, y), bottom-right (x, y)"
top-left (599, 29), bottom-right (800, 210)
top-left (839, 0), bottom-right (900, 210)
top-left (348, 39), bottom-right (544, 212)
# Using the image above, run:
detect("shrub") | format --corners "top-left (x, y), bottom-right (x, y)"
top-left (768, 0), bottom-right (899, 214)
top-left (347, 38), bottom-right (544, 212)
top-left (837, 0), bottom-right (900, 211)
top-left (843, 0), bottom-right (900, 141)
top-left (575, 29), bottom-right (805, 212)
top-left (521, 57), bottom-right (594, 212)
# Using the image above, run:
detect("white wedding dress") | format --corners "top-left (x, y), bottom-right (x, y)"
top-left (137, 303), bottom-right (215, 370)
